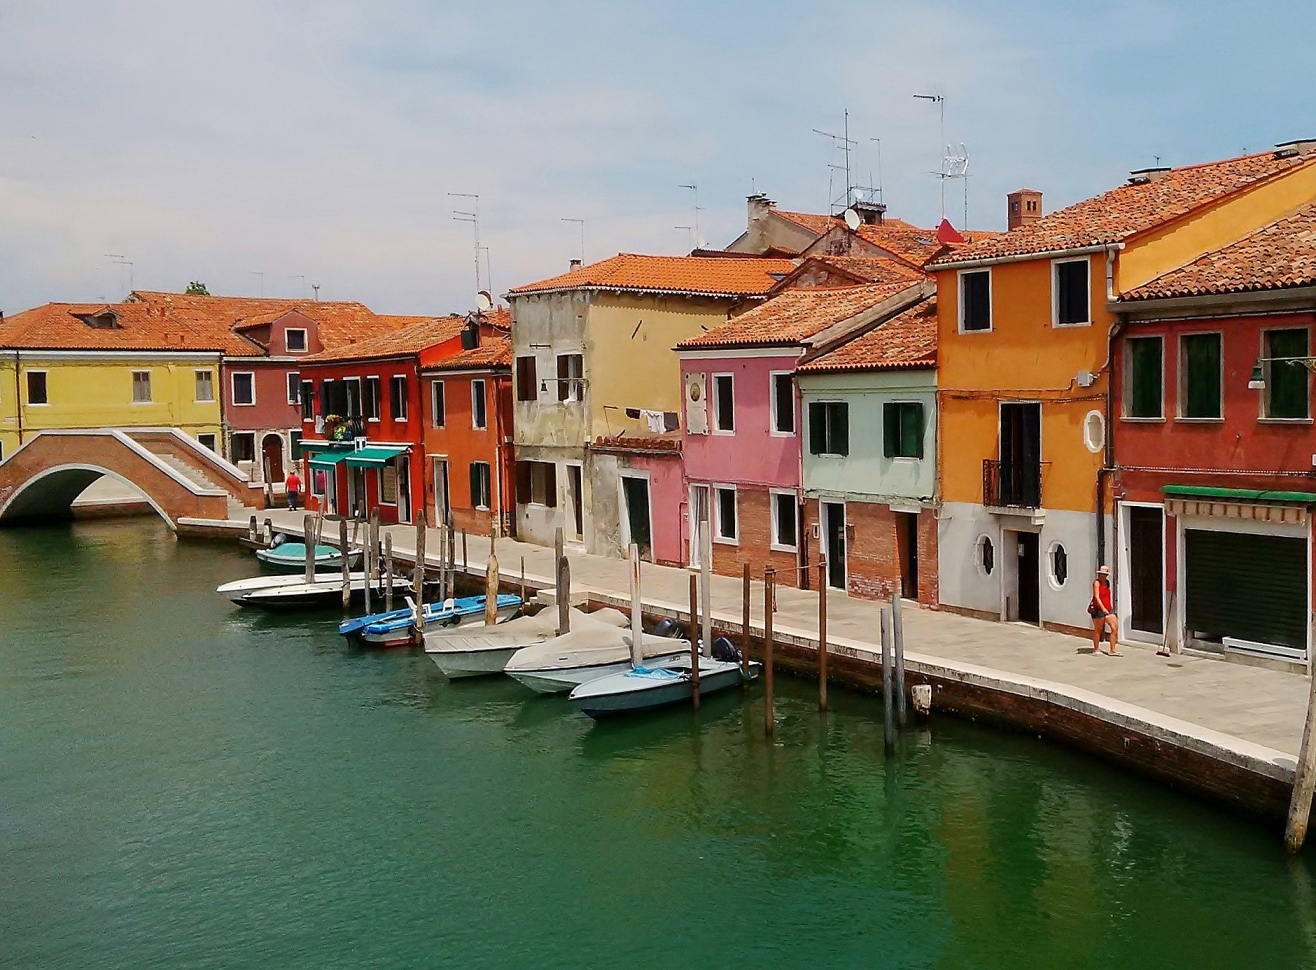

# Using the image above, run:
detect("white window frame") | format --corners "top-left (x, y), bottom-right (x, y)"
top-left (229, 431), bottom-right (256, 463)
top-left (231, 371), bottom-right (256, 407)
top-left (431, 379), bottom-right (446, 427)
top-left (131, 369), bottom-right (152, 404)
top-left (470, 461), bottom-right (491, 510)
top-left (285, 328), bottom-right (308, 353)
top-left (712, 372), bottom-right (735, 435)
top-left (957, 267), bottom-right (993, 334)
top-left (1051, 257), bottom-right (1092, 328)
top-left (25, 370), bottom-right (49, 406)
top-left (365, 375), bottom-right (381, 422)
top-left (391, 375), bottom-right (408, 422)
top-left (1121, 334), bottom-right (1165, 422)
top-left (713, 483), bottom-right (738, 545)
top-left (471, 378), bottom-right (488, 430)
top-left (769, 371), bottom-right (795, 437)
top-left (769, 488), bottom-right (798, 552)
top-left (194, 369), bottom-right (215, 403)
top-left (555, 352), bottom-right (584, 404)
top-left (286, 371), bottom-right (300, 406)
top-left (197, 433), bottom-right (217, 452)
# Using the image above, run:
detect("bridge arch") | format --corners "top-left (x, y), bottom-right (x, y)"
top-left (1, 463), bottom-right (175, 526)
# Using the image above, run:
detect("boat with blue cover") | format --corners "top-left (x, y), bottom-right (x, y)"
top-left (568, 654), bottom-right (760, 718)
top-left (255, 538), bottom-right (361, 572)
top-left (340, 594), bottom-right (522, 648)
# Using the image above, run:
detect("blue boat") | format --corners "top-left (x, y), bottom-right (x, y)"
top-left (339, 594), bottom-right (523, 647)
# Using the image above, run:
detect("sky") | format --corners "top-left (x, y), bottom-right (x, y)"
top-left (2, 0), bottom-right (1314, 316)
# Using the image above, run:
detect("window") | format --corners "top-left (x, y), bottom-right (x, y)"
top-left (959, 269), bottom-right (991, 332)
top-left (1265, 328), bottom-right (1310, 419)
top-left (1053, 258), bottom-right (1090, 326)
top-left (976, 535), bottom-right (995, 576)
top-left (286, 372), bottom-right (300, 406)
top-left (469, 461), bottom-right (491, 510)
top-left (1049, 542), bottom-right (1068, 588)
top-left (300, 381), bottom-right (314, 421)
top-left (1181, 333), bottom-right (1222, 419)
top-left (132, 370), bottom-right (152, 403)
top-left (771, 491), bottom-right (797, 549)
top-left (472, 379), bottom-right (487, 429)
top-left (713, 373), bottom-right (734, 433)
top-left (516, 461), bottom-right (557, 507)
top-left (1083, 411), bottom-right (1105, 454)
top-left (771, 372), bottom-right (795, 435)
top-left (381, 464), bottom-right (398, 504)
top-left (364, 377), bottom-right (381, 420)
top-left (882, 402), bottom-right (925, 459)
top-left (715, 486), bottom-right (738, 542)
top-left (289, 430), bottom-right (301, 459)
top-left (197, 433), bottom-right (217, 452)
top-left (285, 328), bottom-right (307, 353)
top-left (26, 371), bottom-right (47, 405)
top-left (431, 380), bottom-right (446, 427)
top-left (230, 432), bottom-right (256, 463)
top-left (231, 372), bottom-right (254, 406)
top-left (390, 376), bottom-right (408, 421)
top-left (556, 353), bottom-right (583, 402)
top-left (516, 356), bottom-right (537, 402)
top-left (1125, 337), bottom-right (1163, 418)
top-left (195, 370), bottom-right (215, 403)
top-left (344, 377), bottom-right (362, 418)
top-left (808, 402), bottom-right (849, 456)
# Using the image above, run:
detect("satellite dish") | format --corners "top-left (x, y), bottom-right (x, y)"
top-left (843, 207), bottom-right (861, 231)
top-left (475, 290), bottom-right (493, 313)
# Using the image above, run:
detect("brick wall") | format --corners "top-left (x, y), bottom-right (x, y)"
top-left (709, 486), bottom-right (801, 587)
top-left (803, 498), bottom-right (939, 607)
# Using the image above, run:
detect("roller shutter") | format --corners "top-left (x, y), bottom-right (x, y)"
top-left (1184, 529), bottom-right (1307, 650)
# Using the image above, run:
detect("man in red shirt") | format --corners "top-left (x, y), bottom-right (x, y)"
top-left (285, 470), bottom-right (301, 511)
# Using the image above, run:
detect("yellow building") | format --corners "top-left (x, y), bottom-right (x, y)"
top-left (506, 253), bottom-right (795, 557)
top-left (928, 144), bottom-right (1316, 631)
top-left (0, 301), bottom-right (257, 460)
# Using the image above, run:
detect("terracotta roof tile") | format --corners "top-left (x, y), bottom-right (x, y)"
top-left (854, 222), bottom-right (1000, 268)
top-left (1123, 202), bottom-right (1316, 300)
top-left (300, 315), bottom-right (468, 363)
top-left (422, 334), bottom-right (512, 371)
top-left (928, 150), bottom-right (1316, 266)
top-left (773, 209), bottom-right (843, 235)
top-left (508, 253), bottom-right (797, 298)
top-left (0, 301), bottom-right (265, 356)
top-left (780, 254), bottom-right (927, 288)
top-left (676, 280), bottom-right (920, 350)
top-left (797, 299), bottom-right (938, 373)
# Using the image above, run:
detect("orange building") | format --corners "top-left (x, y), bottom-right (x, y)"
top-left (928, 144), bottom-right (1316, 633)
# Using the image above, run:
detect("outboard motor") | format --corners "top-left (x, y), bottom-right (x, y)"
top-left (270, 532), bottom-right (288, 548)
top-left (653, 617), bottom-right (683, 640)
top-left (711, 636), bottom-right (740, 662)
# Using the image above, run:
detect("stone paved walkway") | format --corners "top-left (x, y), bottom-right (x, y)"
top-left (214, 508), bottom-right (1311, 766)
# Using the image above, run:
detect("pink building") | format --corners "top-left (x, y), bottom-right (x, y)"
top-left (676, 262), bottom-right (930, 585)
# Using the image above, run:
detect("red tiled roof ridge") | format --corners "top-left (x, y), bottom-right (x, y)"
top-left (797, 298), bottom-right (938, 373)
top-left (508, 253), bottom-right (797, 297)
top-left (298, 314), bottom-right (467, 363)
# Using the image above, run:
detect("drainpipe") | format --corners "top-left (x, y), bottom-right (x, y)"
top-left (14, 350), bottom-right (23, 447)
top-left (1095, 245), bottom-right (1124, 567)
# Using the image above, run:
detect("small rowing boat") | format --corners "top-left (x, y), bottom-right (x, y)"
top-left (568, 654), bottom-right (761, 718)
top-left (424, 607), bottom-right (627, 679)
top-left (339, 594), bottom-right (522, 648)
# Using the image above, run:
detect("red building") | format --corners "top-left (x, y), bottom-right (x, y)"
top-left (297, 310), bottom-right (510, 527)
top-left (1112, 202), bottom-right (1316, 666)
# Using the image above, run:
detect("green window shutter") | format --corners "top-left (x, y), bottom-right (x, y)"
top-left (1128, 338), bottom-right (1162, 418)
top-left (1267, 329), bottom-right (1309, 419)
top-left (882, 403), bottom-right (897, 457)
top-left (833, 403), bottom-right (849, 456)
top-left (1184, 334), bottom-right (1222, 418)
top-left (904, 403), bottom-right (925, 459)
top-left (809, 403), bottom-right (825, 455)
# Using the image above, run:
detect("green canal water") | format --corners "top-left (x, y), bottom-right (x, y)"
top-left (3, 519), bottom-right (1316, 969)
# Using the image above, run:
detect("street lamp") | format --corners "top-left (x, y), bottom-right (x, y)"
top-left (1248, 355), bottom-right (1316, 390)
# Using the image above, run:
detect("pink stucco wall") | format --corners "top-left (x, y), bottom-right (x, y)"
top-left (680, 352), bottom-right (802, 489)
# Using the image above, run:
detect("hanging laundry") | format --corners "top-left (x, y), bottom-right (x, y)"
top-left (640, 409), bottom-right (665, 433)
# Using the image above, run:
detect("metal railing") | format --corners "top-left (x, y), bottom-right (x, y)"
top-left (983, 458), bottom-right (1042, 509)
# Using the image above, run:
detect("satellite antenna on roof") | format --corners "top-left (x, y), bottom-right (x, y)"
top-left (475, 291), bottom-right (493, 313)
top-left (843, 208), bottom-right (861, 232)
top-left (942, 143), bottom-right (970, 229)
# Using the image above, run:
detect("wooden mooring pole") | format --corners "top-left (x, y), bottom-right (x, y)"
top-left (881, 607), bottom-right (895, 755)
top-left (413, 514), bottom-right (426, 624)
top-left (520, 556), bottom-right (526, 609)
top-left (893, 582), bottom-right (908, 729)
top-left (764, 567), bottom-right (776, 738)
top-left (384, 533), bottom-right (394, 612)
top-left (741, 562), bottom-right (751, 679)
top-left (1286, 671), bottom-right (1316, 852)
top-left (818, 556), bottom-right (828, 713)
top-left (303, 514), bottom-right (315, 585)
top-left (485, 550), bottom-right (500, 626)
top-left (555, 527), bottom-right (568, 636)
top-left (339, 518), bottom-right (351, 610)
top-left (688, 572), bottom-right (700, 711)
top-left (461, 529), bottom-right (468, 577)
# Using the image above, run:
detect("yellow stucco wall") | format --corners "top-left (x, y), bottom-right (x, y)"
top-left (935, 256), bottom-right (1110, 512)
top-left (0, 357), bottom-right (18, 460)
top-left (585, 294), bottom-right (734, 440)
top-left (6, 356), bottom-right (223, 447)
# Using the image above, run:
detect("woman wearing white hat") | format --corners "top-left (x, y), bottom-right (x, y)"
top-left (1088, 565), bottom-right (1120, 656)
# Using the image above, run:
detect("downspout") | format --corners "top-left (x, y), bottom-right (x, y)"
top-left (1096, 244), bottom-right (1124, 567)
top-left (493, 373), bottom-right (506, 538)
top-left (14, 350), bottom-right (23, 447)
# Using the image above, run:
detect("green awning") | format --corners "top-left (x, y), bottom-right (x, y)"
top-left (309, 450), bottom-right (351, 470)
top-left (344, 446), bottom-right (409, 468)
top-left (1162, 485), bottom-right (1316, 505)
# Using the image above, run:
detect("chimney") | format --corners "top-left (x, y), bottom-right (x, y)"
top-left (745, 193), bottom-right (776, 253)
top-left (569, 258), bottom-right (582, 271)
top-left (1007, 189), bottom-right (1043, 230)
top-left (853, 200), bottom-right (886, 225)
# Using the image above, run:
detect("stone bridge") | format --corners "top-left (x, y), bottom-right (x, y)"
top-left (0, 429), bottom-right (265, 529)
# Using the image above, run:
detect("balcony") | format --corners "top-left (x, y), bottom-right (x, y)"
top-left (983, 458), bottom-right (1042, 510)
top-left (319, 414), bottom-right (367, 442)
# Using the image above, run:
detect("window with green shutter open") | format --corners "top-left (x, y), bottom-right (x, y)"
top-left (882, 402), bottom-right (924, 458)
top-left (1265, 328), bottom-right (1310, 419)
top-left (1181, 333), bottom-right (1222, 419)
top-left (1126, 336), bottom-right (1163, 418)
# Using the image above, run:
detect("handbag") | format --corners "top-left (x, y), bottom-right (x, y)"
top-left (1087, 597), bottom-right (1106, 619)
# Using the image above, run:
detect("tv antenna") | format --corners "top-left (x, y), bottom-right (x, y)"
top-left (449, 192), bottom-right (481, 293)
top-left (678, 183), bottom-right (701, 247)
top-left (288, 274), bottom-right (306, 297)
top-left (675, 225), bottom-right (694, 251)
top-left (104, 254), bottom-right (133, 296)
top-left (868, 138), bottom-right (884, 204)
top-left (814, 109), bottom-right (859, 213)
top-left (247, 270), bottom-right (265, 297)
top-left (479, 246), bottom-right (492, 301)
top-left (942, 143), bottom-right (970, 229)
top-left (914, 93), bottom-right (947, 217)
top-left (561, 217), bottom-right (585, 263)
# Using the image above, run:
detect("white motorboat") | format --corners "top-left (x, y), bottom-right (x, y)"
top-left (425, 607), bottom-right (629, 679)
top-left (504, 622), bottom-right (687, 694)
top-left (569, 654), bottom-right (761, 718)
top-left (217, 571), bottom-right (413, 610)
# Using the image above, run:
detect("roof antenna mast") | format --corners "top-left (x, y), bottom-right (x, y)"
top-left (561, 218), bottom-right (585, 263)
top-left (914, 93), bottom-right (947, 218)
top-left (814, 109), bottom-right (859, 213)
top-left (678, 183), bottom-right (701, 248)
top-left (450, 192), bottom-right (481, 294)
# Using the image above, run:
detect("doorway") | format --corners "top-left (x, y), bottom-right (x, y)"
top-left (261, 434), bottom-right (284, 482)
top-left (432, 457), bottom-right (450, 526)
top-left (348, 467), bottom-right (367, 519)
top-left (397, 456), bottom-right (412, 524)
top-left (895, 511), bottom-right (918, 600)
top-left (1128, 505), bottom-right (1164, 636)
top-left (688, 485), bottom-right (709, 567)
top-left (1015, 531), bottom-right (1040, 624)
top-left (999, 403), bottom-right (1042, 507)
top-left (621, 476), bottom-right (652, 560)
top-left (568, 465), bottom-right (584, 539)
top-left (823, 501), bottom-right (846, 590)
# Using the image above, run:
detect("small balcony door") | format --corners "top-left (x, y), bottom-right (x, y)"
top-left (999, 403), bottom-right (1042, 508)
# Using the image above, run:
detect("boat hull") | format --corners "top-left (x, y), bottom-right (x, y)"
top-left (217, 572), bottom-right (413, 611)
top-left (354, 601), bottom-right (521, 648)
top-left (255, 544), bottom-right (361, 572)
top-left (507, 651), bottom-right (687, 695)
top-left (570, 659), bottom-right (760, 718)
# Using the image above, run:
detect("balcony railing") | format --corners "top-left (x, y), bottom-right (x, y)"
top-left (318, 414), bottom-right (367, 441)
top-left (983, 458), bottom-right (1043, 509)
